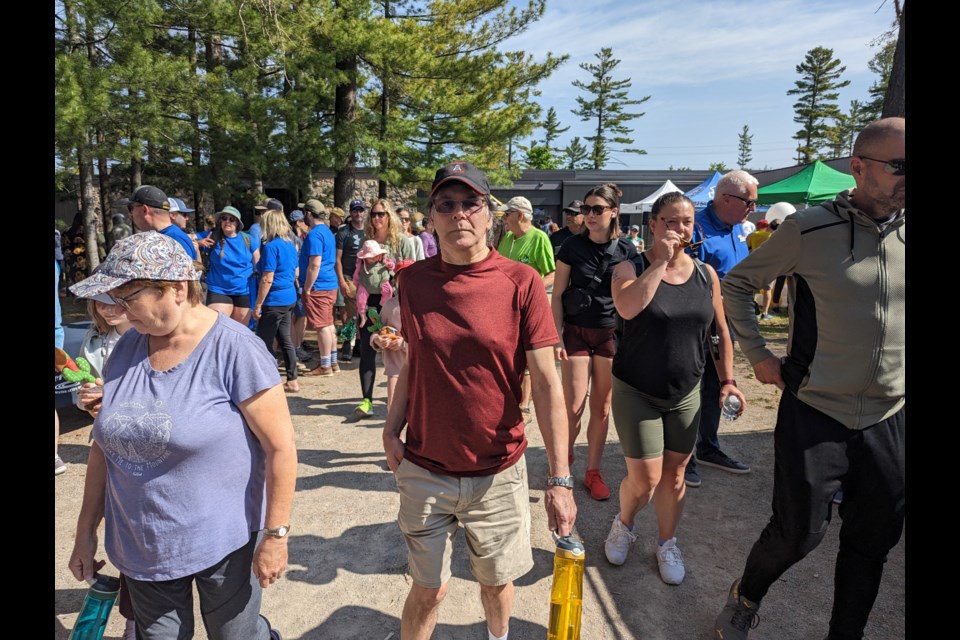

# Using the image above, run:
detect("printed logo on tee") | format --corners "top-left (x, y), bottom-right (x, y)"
top-left (99, 400), bottom-right (174, 476)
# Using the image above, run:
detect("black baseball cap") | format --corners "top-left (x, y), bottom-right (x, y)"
top-left (563, 199), bottom-right (584, 214)
top-left (430, 161), bottom-right (490, 197)
top-left (122, 185), bottom-right (170, 210)
top-left (254, 198), bottom-right (284, 212)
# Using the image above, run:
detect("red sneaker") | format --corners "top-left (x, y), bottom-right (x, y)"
top-left (584, 469), bottom-right (611, 501)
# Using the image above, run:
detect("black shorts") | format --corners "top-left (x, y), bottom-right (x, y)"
top-left (562, 324), bottom-right (616, 358)
top-left (206, 291), bottom-right (251, 308)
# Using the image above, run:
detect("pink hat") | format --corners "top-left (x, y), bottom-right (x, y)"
top-left (356, 240), bottom-right (387, 259)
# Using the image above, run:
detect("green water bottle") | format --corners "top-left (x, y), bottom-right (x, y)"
top-left (547, 534), bottom-right (585, 640)
top-left (69, 573), bottom-right (121, 640)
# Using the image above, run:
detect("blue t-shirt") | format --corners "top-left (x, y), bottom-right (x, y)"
top-left (692, 202), bottom-right (749, 281)
top-left (204, 233), bottom-right (255, 295)
top-left (94, 313), bottom-right (280, 580)
top-left (248, 223), bottom-right (262, 250)
top-left (258, 237), bottom-right (299, 306)
top-left (160, 224), bottom-right (198, 260)
top-left (299, 223), bottom-right (338, 291)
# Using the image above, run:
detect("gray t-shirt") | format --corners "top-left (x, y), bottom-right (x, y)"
top-left (94, 313), bottom-right (281, 580)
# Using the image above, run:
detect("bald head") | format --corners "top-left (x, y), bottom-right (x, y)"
top-left (853, 117), bottom-right (905, 157)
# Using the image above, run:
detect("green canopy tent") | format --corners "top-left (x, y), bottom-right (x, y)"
top-left (757, 160), bottom-right (855, 206)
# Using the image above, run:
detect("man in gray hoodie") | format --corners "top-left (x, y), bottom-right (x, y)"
top-left (713, 117), bottom-right (905, 640)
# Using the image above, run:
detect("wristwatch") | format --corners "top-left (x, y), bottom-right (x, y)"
top-left (547, 475), bottom-right (575, 489)
top-left (263, 525), bottom-right (290, 538)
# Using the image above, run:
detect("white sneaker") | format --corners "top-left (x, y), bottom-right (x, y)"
top-left (656, 537), bottom-right (686, 585)
top-left (604, 515), bottom-right (637, 566)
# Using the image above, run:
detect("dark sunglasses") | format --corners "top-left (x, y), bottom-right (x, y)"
top-left (858, 155), bottom-right (905, 176)
top-left (579, 204), bottom-right (611, 216)
top-left (370, 210), bottom-right (388, 218)
top-left (220, 215), bottom-right (238, 222)
top-left (432, 198), bottom-right (485, 215)
top-left (723, 193), bottom-right (758, 208)
top-left (678, 222), bottom-right (707, 251)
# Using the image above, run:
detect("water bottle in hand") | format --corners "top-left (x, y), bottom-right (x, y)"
top-left (722, 395), bottom-right (741, 421)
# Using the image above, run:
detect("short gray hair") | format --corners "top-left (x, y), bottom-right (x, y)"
top-left (717, 170), bottom-right (759, 195)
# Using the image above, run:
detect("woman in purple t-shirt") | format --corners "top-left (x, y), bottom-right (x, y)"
top-left (68, 232), bottom-right (295, 640)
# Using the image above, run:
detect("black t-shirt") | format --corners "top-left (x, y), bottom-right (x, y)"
top-left (336, 224), bottom-right (365, 278)
top-left (556, 235), bottom-right (636, 328)
top-left (550, 227), bottom-right (575, 255)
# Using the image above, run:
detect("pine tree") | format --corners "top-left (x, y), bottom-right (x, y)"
top-left (865, 39), bottom-right (895, 121)
top-left (561, 137), bottom-right (591, 170)
top-left (787, 46), bottom-right (850, 164)
top-left (541, 107), bottom-right (569, 150)
top-left (737, 125), bottom-right (753, 169)
top-left (523, 145), bottom-right (560, 170)
top-left (571, 47), bottom-right (650, 169)
top-left (829, 100), bottom-right (872, 157)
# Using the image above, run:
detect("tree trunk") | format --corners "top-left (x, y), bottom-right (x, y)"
top-left (189, 24), bottom-right (203, 228)
top-left (882, 4), bottom-right (905, 118)
top-left (96, 129), bottom-right (113, 249)
top-left (333, 54), bottom-right (358, 209)
top-left (79, 143), bottom-right (101, 271)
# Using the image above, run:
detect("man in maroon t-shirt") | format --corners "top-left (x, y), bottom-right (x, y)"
top-left (383, 161), bottom-right (577, 640)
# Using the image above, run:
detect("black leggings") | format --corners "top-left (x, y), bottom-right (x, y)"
top-left (257, 303), bottom-right (297, 381)
top-left (739, 390), bottom-right (904, 640)
top-left (358, 294), bottom-right (382, 400)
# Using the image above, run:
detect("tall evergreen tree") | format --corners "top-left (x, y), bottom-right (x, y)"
top-left (541, 106), bottom-right (569, 150)
top-left (828, 100), bottom-right (872, 157)
top-left (787, 46), bottom-right (850, 164)
top-left (571, 47), bottom-right (650, 169)
top-left (865, 39), bottom-right (895, 121)
top-left (561, 137), bottom-right (591, 170)
top-left (737, 125), bottom-right (753, 169)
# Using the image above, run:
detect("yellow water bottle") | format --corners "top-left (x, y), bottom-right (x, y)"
top-left (547, 533), bottom-right (585, 640)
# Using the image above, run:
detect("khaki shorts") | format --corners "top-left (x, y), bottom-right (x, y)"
top-left (304, 289), bottom-right (337, 329)
top-left (395, 456), bottom-right (533, 588)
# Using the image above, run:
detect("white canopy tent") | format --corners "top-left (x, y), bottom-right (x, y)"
top-left (619, 180), bottom-right (684, 214)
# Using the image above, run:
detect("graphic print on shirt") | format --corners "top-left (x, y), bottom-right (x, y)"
top-left (99, 399), bottom-right (173, 476)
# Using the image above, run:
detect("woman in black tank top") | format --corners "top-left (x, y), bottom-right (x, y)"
top-left (602, 192), bottom-right (746, 585)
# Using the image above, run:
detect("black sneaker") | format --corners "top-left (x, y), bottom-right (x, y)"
top-left (715, 578), bottom-right (760, 639)
top-left (338, 351), bottom-right (353, 363)
top-left (684, 465), bottom-right (702, 488)
top-left (697, 450), bottom-right (750, 474)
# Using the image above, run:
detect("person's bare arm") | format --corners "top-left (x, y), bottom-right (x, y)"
top-left (382, 362), bottom-right (411, 472)
top-left (527, 345), bottom-right (576, 536)
top-left (239, 385), bottom-right (298, 588)
top-left (301, 255), bottom-right (321, 297)
top-left (707, 265), bottom-right (747, 415)
top-left (550, 261), bottom-right (572, 361)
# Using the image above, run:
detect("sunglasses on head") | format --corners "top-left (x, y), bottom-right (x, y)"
top-left (858, 155), bottom-right (905, 176)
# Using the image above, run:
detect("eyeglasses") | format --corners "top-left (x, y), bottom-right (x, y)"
top-left (109, 286), bottom-right (149, 311)
top-left (579, 204), bottom-right (611, 216)
top-left (432, 198), bottom-right (486, 216)
top-left (126, 202), bottom-right (143, 212)
top-left (858, 155), bottom-right (905, 176)
top-left (400, 217), bottom-right (410, 222)
top-left (370, 210), bottom-right (388, 218)
top-left (723, 193), bottom-right (758, 209)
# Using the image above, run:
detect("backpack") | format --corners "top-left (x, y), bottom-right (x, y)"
top-left (615, 253), bottom-right (720, 360)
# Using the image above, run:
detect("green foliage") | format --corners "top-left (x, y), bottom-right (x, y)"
top-left (787, 46), bottom-right (850, 164)
top-left (561, 136), bottom-right (591, 170)
top-left (737, 125), bottom-right (753, 170)
top-left (571, 47), bottom-right (650, 169)
top-left (523, 144), bottom-right (560, 170)
top-left (709, 161), bottom-right (729, 172)
top-left (865, 38), bottom-right (896, 121)
top-left (54, 0), bottom-right (564, 208)
top-left (828, 100), bottom-right (872, 157)
top-left (541, 107), bottom-right (569, 150)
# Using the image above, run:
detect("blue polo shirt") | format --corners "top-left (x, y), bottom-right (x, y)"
top-left (692, 202), bottom-right (748, 281)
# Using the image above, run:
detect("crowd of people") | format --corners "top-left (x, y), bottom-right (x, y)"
top-left (56, 116), bottom-right (904, 640)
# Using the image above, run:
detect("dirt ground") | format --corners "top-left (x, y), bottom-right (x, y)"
top-left (54, 317), bottom-right (904, 639)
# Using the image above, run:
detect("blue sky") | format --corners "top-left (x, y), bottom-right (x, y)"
top-left (505, 0), bottom-right (898, 171)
